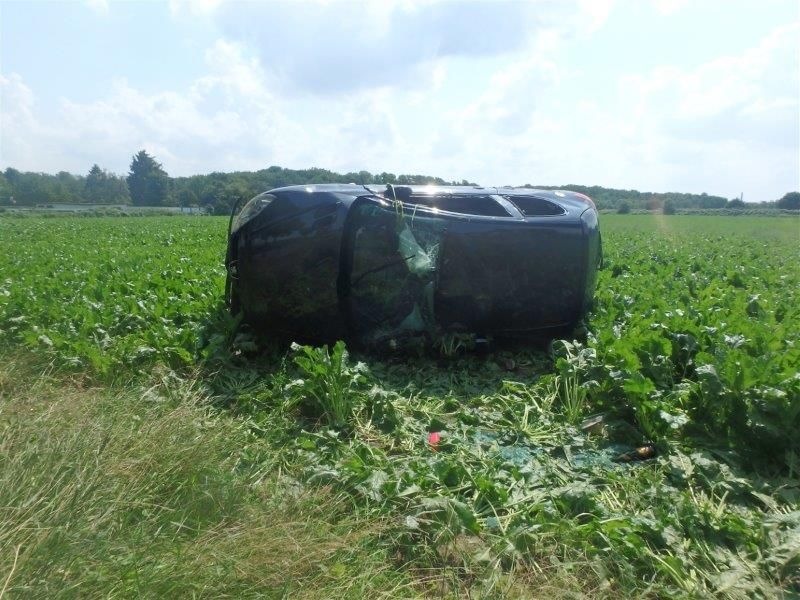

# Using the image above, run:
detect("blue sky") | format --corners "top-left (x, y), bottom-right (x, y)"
top-left (1, 0), bottom-right (798, 201)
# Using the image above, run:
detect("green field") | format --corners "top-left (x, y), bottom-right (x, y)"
top-left (1, 214), bottom-right (799, 598)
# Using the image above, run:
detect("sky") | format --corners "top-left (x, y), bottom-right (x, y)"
top-left (1, 0), bottom-right (798, 202)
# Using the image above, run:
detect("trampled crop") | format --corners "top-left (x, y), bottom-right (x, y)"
top-left (1, 214), bottom-right (798, 596)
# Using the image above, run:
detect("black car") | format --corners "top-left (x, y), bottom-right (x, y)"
top-left (225, 184), bottom-right (602, 349)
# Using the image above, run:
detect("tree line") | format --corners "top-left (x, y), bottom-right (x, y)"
top-left (0, 150), bottom-right (474, 215)
top-left (1, 150), bottom-right (798, 213)
top-left (0, 165), bottom-right (130, 206)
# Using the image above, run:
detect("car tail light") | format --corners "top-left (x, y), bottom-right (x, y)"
top-left (574, 192), bottom-right (596, 210)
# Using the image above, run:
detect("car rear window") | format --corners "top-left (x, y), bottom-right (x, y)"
top-left (506, 195), bottom-right (566, 216)
top-left (406, 194), bottom-right (511, 217)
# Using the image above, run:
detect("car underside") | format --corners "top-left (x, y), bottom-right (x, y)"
top-left (226, 184), bottom-right (602, 350)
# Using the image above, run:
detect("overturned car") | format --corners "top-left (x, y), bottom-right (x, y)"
top-left (225, 184), bottom-right (602, 350)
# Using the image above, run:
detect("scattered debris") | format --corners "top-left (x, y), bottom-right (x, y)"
top-left (614, 444), bottom-right (657, 462)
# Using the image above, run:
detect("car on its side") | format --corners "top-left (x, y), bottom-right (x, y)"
top-left (225, 184), bottom-right (601, 349)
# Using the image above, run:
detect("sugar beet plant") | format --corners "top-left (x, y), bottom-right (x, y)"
top-left (284, 341), bottom-right (369, 428)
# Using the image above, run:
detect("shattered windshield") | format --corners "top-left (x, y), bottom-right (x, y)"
top-left (346, 200), bottom-right (447, 347)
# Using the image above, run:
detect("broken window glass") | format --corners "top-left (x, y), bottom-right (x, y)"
top-left (345, 200), bottom-right (447, 347)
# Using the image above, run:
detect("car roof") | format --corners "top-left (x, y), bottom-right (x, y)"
top-left (261, 184), bottom-right (595, 218)
top-left (267, 183), bottom-right (577, 200)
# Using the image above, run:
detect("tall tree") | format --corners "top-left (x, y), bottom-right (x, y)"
top-left (57, 171), bottom-right (84, 203)
top-left (0, 172), bottom-right (11, 204)
top-left (85, 164), bottom-right (108, 203)
top-left (777, 191), bottom-right (800, 210)
top-left (127, 150), bottom-right (169, 206)
top-left (84, 165), bottom-right (130, 204)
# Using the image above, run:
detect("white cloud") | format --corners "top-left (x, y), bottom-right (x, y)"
top-left (406, 20), bottom-right (799, 198)
top-left (577, 0), bottom-right (616, 31)
top-left (604, 22), bottom-right (800, 197)
top-left (457, 29), bottom-right (563, 135)
top-left (619, 23), bottom-right (799, 143)
top-left (197, 39), bottom-right (272, 100)
top-left (1, 41), bottom-right (287, 175)
top-left (208, 1), bottom-right (553, 95)
top-left (651, 0), bottom-right (689, 15)
top-left (0, 73), bottom-right (57, 169)
top-left (84, 0), bottom-right (109, 14)
top-left (168, 0), bottom-right (225, 17)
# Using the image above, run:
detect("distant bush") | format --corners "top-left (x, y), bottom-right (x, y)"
top-left (777, 191), bottom-right (800, 210)
top-left (675, 208), bottom-right (800, 217)
top-left (617, 201), bottom-right (631, 214)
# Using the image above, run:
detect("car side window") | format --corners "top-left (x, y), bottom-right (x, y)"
top-left (345, 200), bottom-right (446, 347)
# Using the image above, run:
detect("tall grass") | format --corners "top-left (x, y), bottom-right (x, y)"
top-left (0, 358), bottom-right (417, 598)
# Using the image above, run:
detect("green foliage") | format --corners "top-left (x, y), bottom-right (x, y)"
top-left (177, 188), bottom-right (197, 208)
top-left (0, 217), bottom-right (227, 376)
top-left (0, 166), bottom-right (129, 207)
top-left (552, 340), bottom-right (595, 423)
top-left (524, 182), bottom-right (732, 211)
top-left (170, 166), bottom-right (473, 216)
top-left (127, 150), bottom-right (170, 206)
top-left (85, 163), bottom-right (130, 204)
top-left (777, 191), bottom-right (800, 209)
top-left (667, 207), bottom-right (798, 216)
top-left (2, 213), bottom-right (799, 597)
top-left (0, 171), bottom-right (12, 202)
top-left (11, 161), bottom-right (794, 214)
top-left (594, 216), bottom-right (800, 468)
top-left (2, 167), bottom-right (87, 205)
top-left (286, 341), bottom-right (369, 428)
top-left (84, 163), bottom-right (106, 203)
